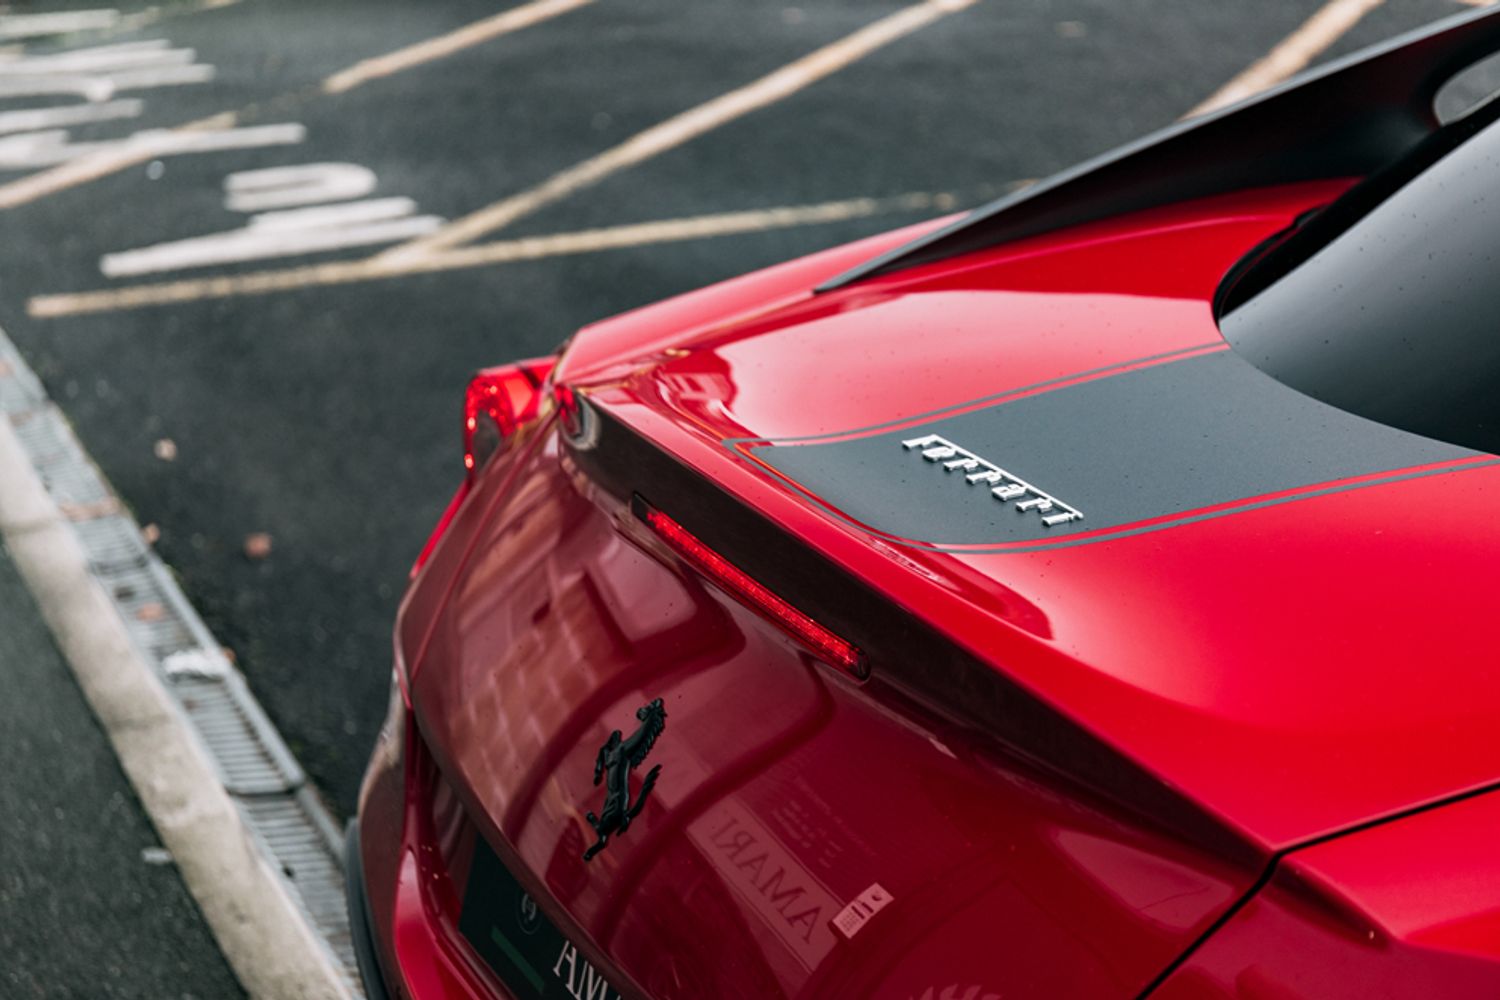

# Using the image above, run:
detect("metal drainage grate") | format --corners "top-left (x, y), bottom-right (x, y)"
top-left (0, 333), bottom-right (364, 997)
top-left (0, 351), bottom-right (43, 414)
top-left (243, 793), bottom-right (358, 980)
top-left (71, 513), bottom-right (151, 573)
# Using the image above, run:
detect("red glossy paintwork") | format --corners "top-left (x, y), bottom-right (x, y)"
top-left (373, 426), bottom-right (1246, 998)
top-left (554, 216), bottom-right (957, 386)
top-left (1156, 788), bottom-right (1500, 997)
top-left (356, 177), bottom-right (1500, 998)
top-left (556, 179), bottom-right (1500, 852)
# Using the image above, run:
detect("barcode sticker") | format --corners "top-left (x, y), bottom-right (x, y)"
top-left (831, 882), bottom-right (894, 940)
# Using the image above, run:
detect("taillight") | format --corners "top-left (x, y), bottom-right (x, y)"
top-left (634, 495), bottom-right (868, 679)
top-left (412, 357), bottom-right (555, 579)
top-left (553, 381), bottom-right (583, 439)
top-left (463, 358), bottom-right (554, 484)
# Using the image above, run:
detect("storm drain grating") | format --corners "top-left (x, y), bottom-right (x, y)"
top-left (172, 674), bottom-right (303, 796)
top-left (0, 353), bottom-right (43, 414)
top-left (12, 410), bottom-right (115, 511)
top-left (71, 513), bottom-right (150, 572)
top-left (243, 794), bottom-right (358, 973)
top-left (97, 559), bottom-right (199, 663)
top-left (0, 333), bottom-right (364, 997)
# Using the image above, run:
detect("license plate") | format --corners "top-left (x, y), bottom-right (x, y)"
top-left (459, 837), bottom-right (622, 1000)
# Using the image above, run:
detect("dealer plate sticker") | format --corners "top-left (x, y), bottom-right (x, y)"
top-left (831, 882), bottom-right (894, 940)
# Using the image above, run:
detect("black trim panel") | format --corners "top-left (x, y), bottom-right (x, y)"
top-left (344, 821), bottom-right (395, 1000)
top-left (743, 351), bottom-right (1482, 550)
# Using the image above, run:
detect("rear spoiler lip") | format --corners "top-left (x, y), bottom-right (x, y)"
top-left (569, 397), bottom-right (1267, 872)
top-left (818, 4), bottom-right (1500, 291)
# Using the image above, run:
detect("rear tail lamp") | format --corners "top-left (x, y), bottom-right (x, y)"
top-left (412, 357), bottom-right (555, 579)
top-left (463, 358), bottom-right (554, 484)
top-left (634, 496), bottom-right (868, 679)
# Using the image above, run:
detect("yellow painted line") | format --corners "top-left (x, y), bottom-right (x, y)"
top-left (376, 0), bottom-right (980, 265)
top-left (27, 191), bottom-right (957, 317)
top-left (322, 0), bottom-right (596, 95)
top-left (429, 191), bottom-right (954, 267)
top-left (1185, 0), bottom-right (1387, 118)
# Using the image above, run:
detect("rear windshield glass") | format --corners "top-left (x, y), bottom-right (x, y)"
top-left (1219, 109), bottom-right (1500, 456)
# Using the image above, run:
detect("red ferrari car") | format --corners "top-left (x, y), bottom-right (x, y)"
top-left (347, 9), bottom-right (1500, 998)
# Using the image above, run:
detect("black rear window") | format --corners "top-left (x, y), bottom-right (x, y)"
top-left (1219, 104), bottom-right (1500, 456)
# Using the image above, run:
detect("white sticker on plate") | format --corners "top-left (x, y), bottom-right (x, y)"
top-left (831, 882), bottom-right (894, 940)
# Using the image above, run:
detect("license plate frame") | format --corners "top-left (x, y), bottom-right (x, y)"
top-left (458, 837), bottom-right (620, 1000)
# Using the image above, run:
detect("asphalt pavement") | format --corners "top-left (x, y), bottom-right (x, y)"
top-left (0, 0), bottom-right (1482, 918)
top-left (0, 539), bottom-right (244, 998)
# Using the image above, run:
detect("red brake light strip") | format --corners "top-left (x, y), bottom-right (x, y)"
top-left (636, 497), bottom-right (867, 679)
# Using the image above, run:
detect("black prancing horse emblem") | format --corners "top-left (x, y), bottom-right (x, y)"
top-left (583, 699), bottom-right (666, 861)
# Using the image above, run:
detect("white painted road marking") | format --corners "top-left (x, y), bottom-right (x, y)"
top-left (378, 0), bottom-right (981, 264)
top-left (0, 131), bottom-right (107, 169)
top-left (0, 98), bottom-right (143, 135)
top-left (223, 162), bottom-right (377, 212)
top-left (0, 74), bottom-right (117, 102)
top-left (30, 191), bottom-right (957, 315)
top-left (3, 1), bottom-right (246, 45)
top-left (0, 9), bottom-right (121, 41)
top-left (0, 38), bottom-right (191, 74)
top-left (0, 0), bottom-right (581, 209)
top-left (247, 197), bottom-right (424, 231)
top-left (138, 122), bottom-right (306, 156)
top-left (1186, 0), bottom-right (1389, 117)
top-left (0, 38), bottom-right (215, 103)
top-left (0, 122), bottom-right (304, 171)
top-left (101, 160), bottom-right (442, 276)
top-left (101, 197), bottom-right (444, 277)
top-left (0, 33), bottom-right (249, 171)
top-left (0, 4), bottom-right (238, 46)
top-left (0, 110), bottom-right (242, 207)
top-left (80, 61), bottom-right (217, 92)
top-left (322, 0), bottom-right (597, 95)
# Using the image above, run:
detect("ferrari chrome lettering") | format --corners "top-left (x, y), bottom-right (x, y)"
top-left (902, 434), bottom-right (1083, 527)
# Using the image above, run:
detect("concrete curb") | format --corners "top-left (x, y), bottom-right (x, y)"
top-left (0, 358), bottom-right (356, 998)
